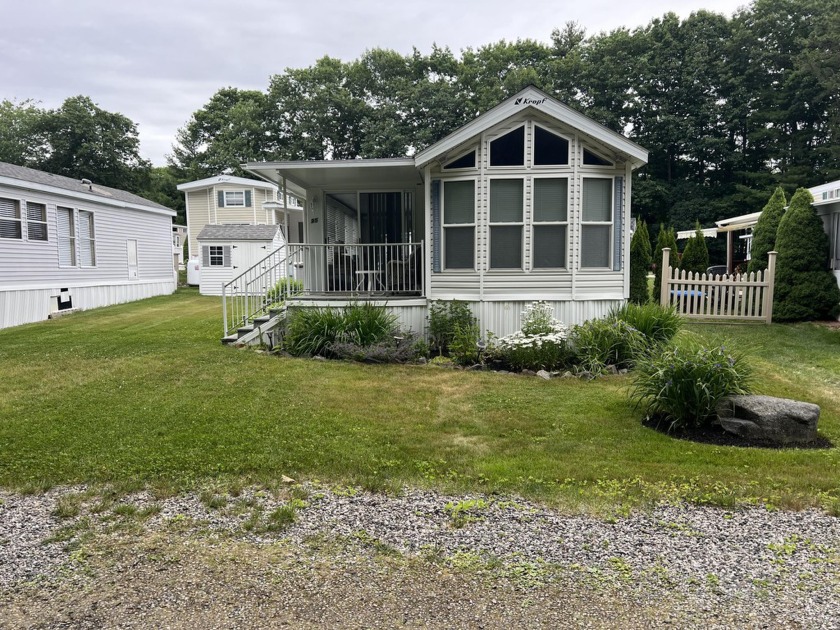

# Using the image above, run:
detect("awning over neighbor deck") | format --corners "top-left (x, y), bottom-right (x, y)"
top-left (243, 158), bottom-right (422, 192)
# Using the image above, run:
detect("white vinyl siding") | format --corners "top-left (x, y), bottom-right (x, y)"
top-left (57, 206), bottom-right (76, 267)
top-left (489, 178), bottom-right (523, 269)
top-left (581, 178), bottom-right (613, 268)
top-left (0, 197), bottom-right (22, 240)
top-left (443, 180), bottom-right (475, 270)
top-left (79, 210), bottom-right (96, 267)
top-left (532, 177), bottom-right (568, 269)
top-left (26, 202), bottom-right (48, 241)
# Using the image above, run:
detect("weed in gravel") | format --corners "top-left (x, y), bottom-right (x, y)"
top-left (352, 530), bottom-right (402, 557)
top-left (19, 480), bottom-right (53, 495)
top-left (53, 494), bottom-right (83, 518)
top-left (266, 505), bottom-right (296, 531)
top-left (199, 491), bottom-right (228, 510)
top-left (112, 503), bottom-right (139, 518)
top-left (444, 498), bottom-right (489, 528)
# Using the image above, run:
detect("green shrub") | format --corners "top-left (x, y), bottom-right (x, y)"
top-left (488, 301), bottom-right (572, 371)
top-left (747, 187), bottom-right (786, 275)
top-left (428, 300), bottom-right (477, 356)
top-left (266, 277), bottom-right (303, 305)
top-left (678, 222), bottom-right (709, 276)
top-left (630, 340), bottom-right (752, 430)
top-left (629, 220), bottom-right (652, 304)
top-left (283, 303), bottom-right (398, 357)
top-left (610, 302), bottom-right (682, 346)
top-left (570, 319), bottom-right (645, 372)
top-left (773, 188), bottom-right (840, 321)
top-left (449, 322), bottom-right (481, 366)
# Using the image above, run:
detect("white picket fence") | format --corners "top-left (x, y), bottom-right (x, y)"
top-left (659, 248), bottom-right (777, 323)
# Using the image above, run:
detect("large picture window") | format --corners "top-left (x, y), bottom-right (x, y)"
top-left (79, 210), bottom-right (96, 266)
top-left (581, 178), bottom-right (613, 268)
top-left (489, 179), bottom-right (523, 269)
top-left (532, 178), bottom-right (568, 268)
top-left (57, 207), bottom-right (76, 266)
top-left (443, 180), bottom-right (475, 269)
top-left (0, 197), bottom-right (22, 240)
top-left (26, 202), bottom-right (48, 241)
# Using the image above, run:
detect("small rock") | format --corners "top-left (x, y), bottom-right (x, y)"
top-left (578, 371), bottom-right (595, 381)
top-left (561, 371), bottom-right (573, 378)
top-left (606, 365), bottom-right (618, 375)
top-left (536, 370), bottom-right (551, 380)
top-left (313, 355), bottom-right (327, 361)
top-left (281, 475), bottom-right (296, 484)
top-left (521, 369), bottom-right (536, 376)
top-left (618, 368), bottom-right (628, 375)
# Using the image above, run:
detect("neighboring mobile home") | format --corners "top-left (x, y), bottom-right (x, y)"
top-left (177, 174), bottom-right (304, 263)
top-left (0, 161), bottom-right (176, 329)
top-left (810, 179), bottom-right (840, 292)
top-left (236, 86), bottom-right (649, 337)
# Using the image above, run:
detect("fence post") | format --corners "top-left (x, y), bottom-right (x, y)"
top-left (764, 251), bottom-right (777, 324)
top-left (659, 247), bottom-right (671, 307)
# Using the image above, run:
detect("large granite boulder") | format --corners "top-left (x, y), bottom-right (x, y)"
top-left (715, 395), bottom-right (820, 445)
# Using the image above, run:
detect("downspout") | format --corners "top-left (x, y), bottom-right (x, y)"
top-left (282, 177), bottom-right (289, 244)
top-left (623, 161), bottom-right (633, 299)
top-left (571, 134), bottom-right (579, 301)
top-left (479, 131), bottom-right (486, 306)
top-left (424, 165), bottom-right (431, 300)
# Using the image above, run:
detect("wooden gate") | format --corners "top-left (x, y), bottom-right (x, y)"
top-left (659, 248), bottom-right (777, 323)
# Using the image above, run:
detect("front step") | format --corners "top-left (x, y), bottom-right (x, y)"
top-left (221, 309), bottom-right (288, 347)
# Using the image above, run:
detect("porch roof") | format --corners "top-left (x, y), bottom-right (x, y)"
top-left (243, 158), bottom-right (421, 192)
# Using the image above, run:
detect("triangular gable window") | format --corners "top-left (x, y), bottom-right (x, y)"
top-left (490, 127), bottom-right (524, 166)
top-left (583, 148), bottom-right (614, 166)
top-left (533, 126), bottom-right (569, 165)
top-left (443, 150), bottom-right (476, 170)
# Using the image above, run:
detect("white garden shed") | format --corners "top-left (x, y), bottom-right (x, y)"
top-left (196, 224), bottom-right (287, 296)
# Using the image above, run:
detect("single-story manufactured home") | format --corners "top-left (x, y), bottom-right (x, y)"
top-left (234, 86), bottom-right (649, 337)
top-left (811, 179), bottom-right (840, 291)
top-left (0, 161), bottom-right (176, 329)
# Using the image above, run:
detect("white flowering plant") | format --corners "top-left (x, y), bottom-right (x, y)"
top-left (487, 301), bottom-right (573, 371)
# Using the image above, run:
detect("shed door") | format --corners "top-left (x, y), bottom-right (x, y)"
top-left (127, 239), bottom-right (138, 280)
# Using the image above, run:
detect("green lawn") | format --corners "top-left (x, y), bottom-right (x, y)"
top-left (1, 290), bottom-right (838, 512)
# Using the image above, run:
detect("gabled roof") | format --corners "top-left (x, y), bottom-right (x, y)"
top-left (177, 174), bottom-right (279, 192)
top-left (0, 161), bottom-right (174, 215)
top-left (197, 224), bottom-right (281, 241)
top-left (413, 85), bottom-right (648, 169)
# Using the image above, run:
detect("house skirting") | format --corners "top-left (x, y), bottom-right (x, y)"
top-left (0, 278), bottom-right (177, 330)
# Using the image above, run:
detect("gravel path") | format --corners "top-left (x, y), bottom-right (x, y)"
top-left (1, 485), bottom-right (838, 628)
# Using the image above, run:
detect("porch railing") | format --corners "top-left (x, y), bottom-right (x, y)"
top-left (222, 242), bottom-right (424, 336)
top-left (659, 247), bottom-right (777, 323)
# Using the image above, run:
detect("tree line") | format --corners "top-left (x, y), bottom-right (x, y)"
top-left (1, 0), bottom-right (837, 234)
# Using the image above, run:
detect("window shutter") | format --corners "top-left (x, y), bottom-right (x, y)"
top-left (217, 191), bottom-right (225, 208)
top-left (431, 179), bottom-right (441, 273)
top-left (244, 190), bottom-right (252, 207)
top-left (202, 246), bottom-right (209, 267)
top-left (613, 176), bottom-right (624, 271)
top-left (223, 245), bottom-right (231, 267)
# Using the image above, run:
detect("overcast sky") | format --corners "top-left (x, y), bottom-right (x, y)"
top-left (1, 0), bottom-right (747, 166)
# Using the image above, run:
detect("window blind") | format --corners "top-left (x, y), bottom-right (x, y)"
top-left (534, 178), bottom-right (568, 222)
top-left (489, 179), bottom-right (523, 223)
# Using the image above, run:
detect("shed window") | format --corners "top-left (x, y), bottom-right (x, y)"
top-left (583, 148), bottom-right (614, 166)
top-left (533, 178), bottom-right (568, 268)
top-left (0, 197), bottom-right (22, 239)
top-left (533, 126), bottom-right (569, 165)
top-left (443, 150), bottom-right (476, 170)
top-left (79, 210), bottom-right (96, 266)
top-left (209, 245), bottom-right (224, 266)
top-left (489, 127), bottom-right (525, 167)
top-left (443, 180), bottom-right (475, 269)
top-left (57, 207), bottom-right (76, 266)
top-left (489, 179), bottom-right (523, 269)
top-left (26, 202), bottom-right (48, 241)
top-left (581, 178), bottom-right (613, 268)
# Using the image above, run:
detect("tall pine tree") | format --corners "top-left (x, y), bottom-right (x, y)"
top-left (629, 219), bottom-right (652, 303)
top-left (679, 222), bottom-right (710, 275)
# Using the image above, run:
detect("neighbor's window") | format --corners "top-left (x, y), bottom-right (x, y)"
top-left (489, 179), bottom-right (523, 269)
top-left (533, 126), bottom-right (569, 166)
top-left (532, 178), bottom-right (568, 268)
top-left (223, 190), bottom-right (246, 207)
top-left (581, 178), bottom-right (612, 268)
top-left (26, 202), bottom-right (48, 241)
top-left (78, 210), bottom-right (96, 266)
top-left (443, 180), bottom-right (475, 270)
top-left (0, 197), bottom-right (22, 239)
top-left (57, 207), bottom-right (76, 266)
top-left (489, 126), bottom-right (525, 167)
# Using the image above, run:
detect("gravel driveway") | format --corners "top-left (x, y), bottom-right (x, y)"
top-left (1, 485), bottom-right (838, 628)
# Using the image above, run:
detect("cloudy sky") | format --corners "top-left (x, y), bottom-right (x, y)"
top-left (2, 0), bottom-right (747, 166)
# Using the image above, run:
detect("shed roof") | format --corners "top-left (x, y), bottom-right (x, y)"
top-left (197, 224), bottom-right (281, 241)
top-left (176, 174), bottom-right (279, 192)
top-left (0, 161), bottom-right (174, 215)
